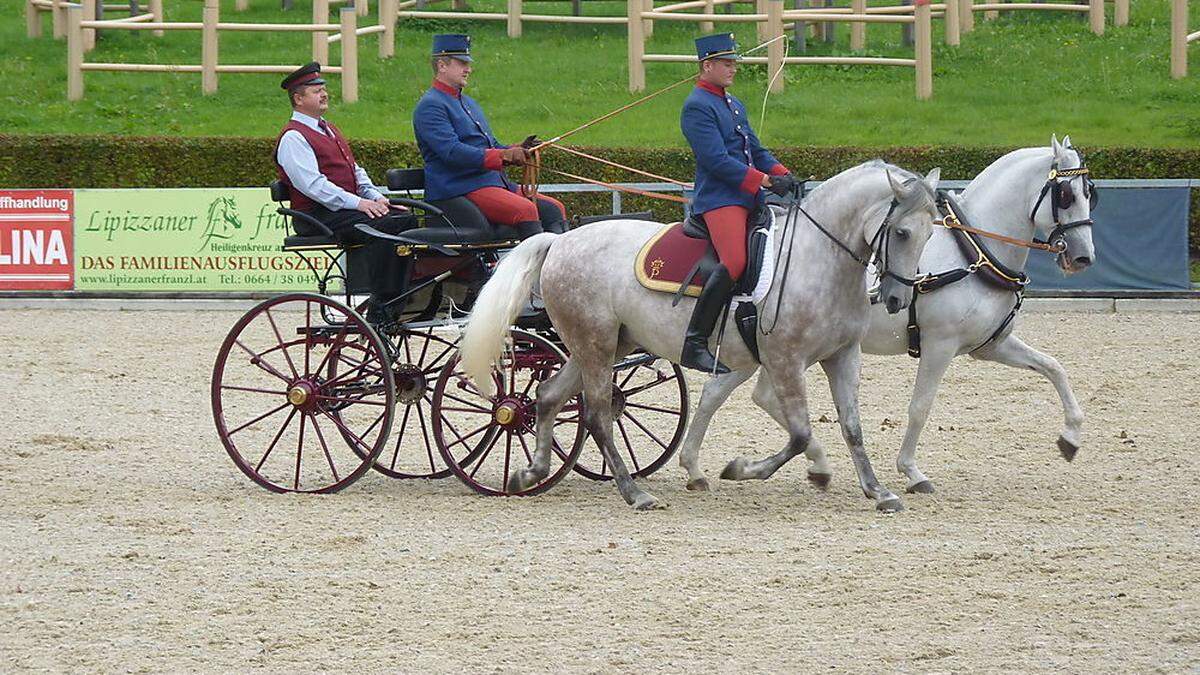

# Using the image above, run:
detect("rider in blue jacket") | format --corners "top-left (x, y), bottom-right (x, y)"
top-left (679, 33), bottom-right (797, 374)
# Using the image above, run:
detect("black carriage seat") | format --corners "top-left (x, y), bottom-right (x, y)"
top-left (385, 168), bottom-right (526, 246)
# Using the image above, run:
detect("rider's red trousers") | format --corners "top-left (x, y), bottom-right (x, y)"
top-left (465, 186), bottom-right (566, 226)
top-left (703, 205), bottom-right (749, 281)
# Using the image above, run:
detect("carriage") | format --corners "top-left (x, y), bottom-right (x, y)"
top-left (210, 169), bottom-right (690, 495)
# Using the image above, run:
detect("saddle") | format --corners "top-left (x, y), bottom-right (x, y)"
top-left (633, 207), bottom-right (774, 303)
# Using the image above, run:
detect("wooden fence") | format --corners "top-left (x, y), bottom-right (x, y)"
top-left (967, 0), bottom-right (1111, 36)
top-left (65, 0), bottom-right (397, 101)
top-left (629, 0), bottom-right (934, 98)
top-left (27, 0), bottom-right (162, 39)
top-left (1172, 0), bottom-right (1197, 78)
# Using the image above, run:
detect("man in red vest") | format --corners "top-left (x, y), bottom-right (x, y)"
top-left (274, 62), bottom-right (411, 325)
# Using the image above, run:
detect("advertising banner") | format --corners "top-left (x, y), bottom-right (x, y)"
top-left (73, 188), bottom-right (326, 291)
top-left (0, 190), bottom-right (74, 290)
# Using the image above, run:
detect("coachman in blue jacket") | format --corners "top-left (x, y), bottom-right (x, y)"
top-left (412, 34), bottom-right (567, 238)
top-left (679, 33), bottom-right (797, 374)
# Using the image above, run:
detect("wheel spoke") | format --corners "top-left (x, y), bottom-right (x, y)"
top-left (304, 300), bottom-right (313, 374)
top-left (256, 407), bottom-right (299, 472)
top-left (416, 394), bottom-right (437, 473)
top-left (314, 394), bottom-right (388, 407)
top-left (443, 417), bottom-right (495, 451)
top-left (550, 438), bottom-right (570, 462)
top-left (616, 365), bottom-right (640, 390)
top-left (318, 408), bottom-right (374, 454)
top-left (389, 403), bottom-right (413, 471)
top-left (502, 434), bottom-right (512, 494)
top-left (623, 400), bottom-right (682, 416)
top-left (310, 322), bottom-right (354, 383)
top-left (294, 413), bottom-right (306, 491)
top-left (221, 384), bottom-right (287, 396)
top-left (228, 401), bottom-right (291, 437)
top-left (517, 433), bottom-right (534, 464)
top-left (264, 307), bottom-right (300, 380)
top-left (621, 376), bottom-right (672, 399)
top-left (615, 417), bottom-right (642, 472)
top-left (423, 340), bottom-right (457, 374)
top-left (438, 390), bottom-right (492, 413)
top-left (468, 432), bottom-right (501, 480)
top-left (235, 339), bottom-right (291, 384)
top-left (307, 413), bottom-right (341, 482)
top-left (621, 410), bottom-right (669, 450)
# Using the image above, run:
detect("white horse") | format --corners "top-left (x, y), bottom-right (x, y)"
top-left (459, 160), bottom-right (942, 511)
top-left (681, 135), bottom-right (1097, 494)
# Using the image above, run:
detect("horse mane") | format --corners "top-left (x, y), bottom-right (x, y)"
top-left (805, 159), bottom-right (933, 211)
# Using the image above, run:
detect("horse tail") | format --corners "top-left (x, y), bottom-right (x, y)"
top-left (459, 232), bottom-right (559, 397)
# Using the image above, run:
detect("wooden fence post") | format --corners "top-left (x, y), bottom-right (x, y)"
top-left (792, 0), bottom-right (806, 52)
top-left (960, 0), bottom-right (974, 32)
top-left (379, 0), bottom-right (394, 58)
top-left (1114, 0), bottom-right (1127, 26)
top-left (701, 0), bottom-right (714, 32)
top-left (984, 0), bottom-right (996, 21)
top-left (81, 0), bottom-right (94, 51)
top-left (1088, 0), bottom-right (1103, 35)
top-left (851, 0), bottom-right (866, 50)
top-left (1171, 0), bottom-right (1187, 78)
top-left (767, 0), bottom-right (784, 92)
top-left (914, 0), bottom-right (932, 99)
top-left (27, 0), bottom-right (42, 38)
top-left (356, 0), bottom-right (368, 17)
top-left (235, 0), bottom-right (248, 10)
top-left (944, 0), bottom-right (959, 45)
top-left (508, 0), bottom-right (522, 37)
top-left (627, 0), bottom-right (644, 92)
top-left (644, 0), bottom-right (655, 39)
top-left (313, 0), bottom-right (329, 65)
top-left (53, 0), bottom-right (65, 38)
top-left (67, 3), bottom-right (83, 100)
top-left (341, 7), bottom-right (358, 102)
top-left (149, 0), bottom-right (162, 36)
top-left (202, 0), bottom-right (218, 94)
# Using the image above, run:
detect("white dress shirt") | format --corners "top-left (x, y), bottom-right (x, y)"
top-left (276, 111), bottom-right (384, 210)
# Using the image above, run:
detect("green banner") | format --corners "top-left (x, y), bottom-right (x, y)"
top-left (74, 188), bottom-right (331, 291)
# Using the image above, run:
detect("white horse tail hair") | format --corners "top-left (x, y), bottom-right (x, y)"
top-left (459, 232), bottom-right (559, 397)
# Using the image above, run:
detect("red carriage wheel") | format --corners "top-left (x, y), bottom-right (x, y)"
top-left (431, 328), bottom-right (586, 496)
top-left (211, 293), bottom-right (395, 493)
top-left (571, 357), bottom-right (689, 481)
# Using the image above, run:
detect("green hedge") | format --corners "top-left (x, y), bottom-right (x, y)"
top-left (1, 134), bottom-right (1196, 250)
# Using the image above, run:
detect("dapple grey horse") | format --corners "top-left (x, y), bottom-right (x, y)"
top-left (682, 135), bottom-right (1096, 494)
top-left (459, 160), bottom-right (942, 511)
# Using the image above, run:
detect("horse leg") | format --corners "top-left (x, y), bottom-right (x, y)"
top-left (720, 364), bottom-right (812, 482)
top-left (895, 342), bottom-right (954, 494)
top-left (679, 368), bottom-right (755, 491)
top-left (580, 356), bottom-right (666, 510)
top-left (750, 370), bottom-right (833, 488)
top-left (507, 358), bottom-right (582, 492)
top-left (971, 334), bottom-right (1084, 462)
top-left (820, 345), bottom-right (904, 512)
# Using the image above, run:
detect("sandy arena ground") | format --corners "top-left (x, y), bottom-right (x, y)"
top-left (1, 308), bottom-right (1198, 673)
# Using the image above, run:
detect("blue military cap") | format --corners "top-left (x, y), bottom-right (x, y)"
top-left (280, 61), bottom-right (325, 90)
top-left (695, 33), bottom-right (740, 61)
top-left (432, 34), bottom-right (473, 62)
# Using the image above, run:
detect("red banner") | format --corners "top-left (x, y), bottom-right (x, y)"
top-left (0, 190), bottom-right (75, 290)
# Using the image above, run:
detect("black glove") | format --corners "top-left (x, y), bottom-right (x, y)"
top-left (767, 174), bottom-right (798, 197)
top-left (520, 135), bottom-right (541, 150)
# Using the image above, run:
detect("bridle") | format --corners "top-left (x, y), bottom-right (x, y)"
top-left (1029, 153), bottom-right (1098, 254)
top-left (791, 191), bottom-right (925, 289)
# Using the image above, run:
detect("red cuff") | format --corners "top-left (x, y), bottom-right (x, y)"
top-left (768, 164), bottom-right (790, 177)
top-left (483, 148), bottom-right (504, 171)
top-left (740, 167), bottom-right (767, 194)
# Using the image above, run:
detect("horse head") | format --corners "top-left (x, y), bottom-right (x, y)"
top-left (1038, 134), bottom-right (1097, 274)
top-left (874, 167), bottom-right (941, 314)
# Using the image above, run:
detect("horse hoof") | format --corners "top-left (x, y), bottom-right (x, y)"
top-left (686, 477), bottom-right (710, 492)
top-left (807, 472), bottom-right (832, 490)
top-left (632, 493), bottom-right (667, 511)
top-left (720, 457), bottom-right (751, 481)
top-left (906, 480), bottom-right (935, 494)
top-left (1057, 436), bottom-right (1079, 462)
top-left (506, 469), bottom-right (536, 493)
top-left (877, 497), bottom-right (905, 513)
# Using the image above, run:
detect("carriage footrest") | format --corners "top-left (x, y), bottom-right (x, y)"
top-left (283, 234), bottom-right (343, 251)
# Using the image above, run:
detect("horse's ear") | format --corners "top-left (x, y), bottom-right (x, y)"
top-left (886, 169), bottom-right (908, 200)
top-left (924, 167), bottom-right (941, 192)
top-left (1051, 134), bottom-right (1064, 161)
top-left (1062, 134), bottom-right (1073, 149)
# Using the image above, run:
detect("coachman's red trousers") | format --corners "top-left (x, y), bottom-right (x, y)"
top-left (702, 205), bottom-right (749, 281)
top-left (464, 186), bottom-right (566, 227)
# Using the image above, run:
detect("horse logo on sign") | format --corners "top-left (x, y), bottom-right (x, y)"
top-left (198, 196), bottom-right (242, 252)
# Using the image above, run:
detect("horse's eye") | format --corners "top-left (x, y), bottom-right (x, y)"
top-left (895, 228), bottom-right (911, 240)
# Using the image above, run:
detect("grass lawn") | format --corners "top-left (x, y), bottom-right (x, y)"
top-left (2, 0), bottom-right (1198, 148)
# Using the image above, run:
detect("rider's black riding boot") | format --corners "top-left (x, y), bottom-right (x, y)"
top-left (364, 241), bottom-right (409, 328)
top-left (679, 266), bottom-right (734, 375)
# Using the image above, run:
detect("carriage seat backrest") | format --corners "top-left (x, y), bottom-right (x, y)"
top-left (269, 179), bottom-right (289, 203)
top-left (386, 168), bottom-right (425, 192)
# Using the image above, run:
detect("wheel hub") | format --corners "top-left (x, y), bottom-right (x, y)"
top-left (393, 363), bottom-right (427, 405)
top-left (287, 380), bottom-right (317, 411)
top-left (493, 394), bottom-right (534, 432)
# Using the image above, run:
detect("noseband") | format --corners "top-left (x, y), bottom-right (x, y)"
top-left (1029, 156), bottom-right (1098, 253)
